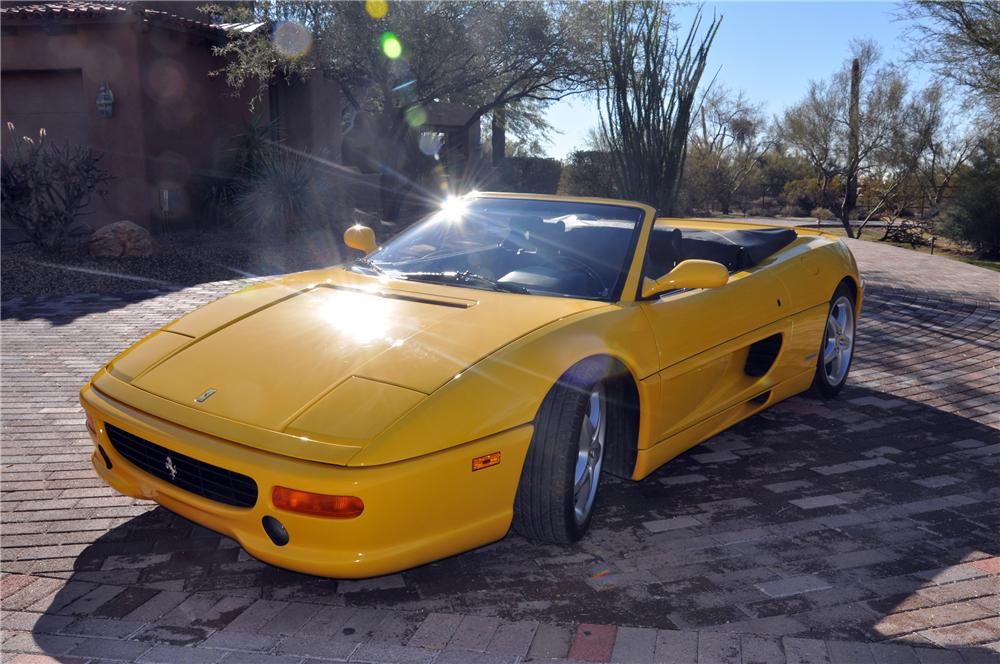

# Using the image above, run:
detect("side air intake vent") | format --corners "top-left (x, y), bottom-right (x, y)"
top-left (745, 334), bottom-right (783, 377)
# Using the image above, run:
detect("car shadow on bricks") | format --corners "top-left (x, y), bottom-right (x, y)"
top-left (7, 388), bottom-right (996, 662)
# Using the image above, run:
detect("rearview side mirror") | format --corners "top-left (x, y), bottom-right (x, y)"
top-left (642, 259), bottom-right (729, 298)
top-left (344, 224), bottom-right (376, 254)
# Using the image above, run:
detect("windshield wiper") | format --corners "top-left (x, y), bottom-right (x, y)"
top-left (352, 256), bottom-right (385, 275)
top-left (396, 270), bottom-right (530, 294)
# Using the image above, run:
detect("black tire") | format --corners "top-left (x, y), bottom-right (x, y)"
top-left (811, 282), bottom-right (857, 398)
top-left (513, 360), bottom-right (609, 544)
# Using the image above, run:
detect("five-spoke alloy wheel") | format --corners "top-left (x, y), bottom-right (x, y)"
top-left (812, 283), bottom-right (857, 397)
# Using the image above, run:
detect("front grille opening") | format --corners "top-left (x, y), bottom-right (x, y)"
top-left (105, 424), bottom-right (258, 509)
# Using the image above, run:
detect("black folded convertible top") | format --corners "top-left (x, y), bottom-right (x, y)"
top-left (678, 227), bottom-right (797, 272)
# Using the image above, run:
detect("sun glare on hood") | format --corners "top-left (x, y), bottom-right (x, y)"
top-left (319, 290), bottom-right (395, 345)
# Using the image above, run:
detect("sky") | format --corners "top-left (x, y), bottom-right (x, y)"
top-left (544, 1), bottom-right (934, 159)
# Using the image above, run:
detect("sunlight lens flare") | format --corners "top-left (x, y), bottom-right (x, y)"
top-left (365, 0), bottom-right (388, 19)
top-left (439, 196), bottom-right (468, 222)
top-left (380, 32), bottom-right (402, 59)
top-left (272, 21), bottom-right (313, 59)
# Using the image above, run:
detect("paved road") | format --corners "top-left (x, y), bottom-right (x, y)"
top-left (1, 239), bottom-right (998, 663)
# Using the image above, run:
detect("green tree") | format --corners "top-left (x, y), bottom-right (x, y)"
top-left (684, 87), bottom-right (770, 213)
top-left (599, 2), bottom-right (721, 215)
top-left (209, 1), bottom-right (602, 220)
top-left (904, 1), bottom-right (1000, 114)
top-left (781, 41), bottom-right (934, 236)
top-left (938, 135), bottom-right (1000, 258)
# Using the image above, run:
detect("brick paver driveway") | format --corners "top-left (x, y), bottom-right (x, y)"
top-left (2, 239), bottom-right (998, 664)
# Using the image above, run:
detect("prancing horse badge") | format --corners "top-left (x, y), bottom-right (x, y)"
top-left (195, 388), bottom-right (217, 403)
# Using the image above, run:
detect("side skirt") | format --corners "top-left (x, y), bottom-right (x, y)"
top-left (631, 368), bottom-right (815, 480)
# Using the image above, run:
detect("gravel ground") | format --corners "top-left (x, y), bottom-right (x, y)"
top-left (1, 228), bottom-right (352, 299)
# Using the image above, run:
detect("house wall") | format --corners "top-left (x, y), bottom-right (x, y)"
top-left (1, 16), bottom-right (345, 241)
top-left (134, 22), bottom-right (259, 230)
top-left (1, 21), bottom-right (151, 231)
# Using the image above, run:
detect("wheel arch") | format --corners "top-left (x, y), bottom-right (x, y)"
top-left (547, 354), bottom-right (642, 480)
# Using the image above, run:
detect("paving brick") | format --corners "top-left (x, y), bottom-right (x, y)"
top-left (609, 625), bottom-right (657, 663)
top-left (790, 495), bottom-right (847, 510)
top-left (2, 632), bottom-right (82, 656)
top-left (870, 642), bottom-right (921, 664)
top-left (407, 613), bottom-right (463, 650)
top-left (67, 636), bottom-right (152, 660)
top-left (200, 630), bottom-right (280, 652)
top-left (783, 637), bottom-right (830, 664)
top-left (217, 653), bottom-right (302, 664)
top-left (528, 622), bottom-right (574, 659)
top-left (912, 649), bottom-right (964, 664)
top-left (137, 644), bottom-right (227, 664)
top-left (121, 590), bottom-right (190, 623)
top-left (740, 635), bottom-right (786, 664)
top-left (348, 642), bottom-right (435, 663)
top-left (568, 623), bottom-right (617, 662)
top-left (756, 575), bottom-right (832, 598)
top-left (697, 631), bottom-right (740, 663)
top-left (274, 634), bottom-right (358, 660)
top-left (643, 516), bottom-right (702, 533)
top-left (434, 651), bottom-right (518, 664)
top-left (485, 619), bottom-right (537, 656)
top-left (446, 614), bottom-right (501, 651)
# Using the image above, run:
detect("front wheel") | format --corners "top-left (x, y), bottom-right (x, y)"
top-left (513, 367), bottom-right (607, 543)
top-left (812, 283), bottom-right (856, 398)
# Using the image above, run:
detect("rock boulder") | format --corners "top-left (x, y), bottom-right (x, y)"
top-left (88, 221), bottom-right (153, 258)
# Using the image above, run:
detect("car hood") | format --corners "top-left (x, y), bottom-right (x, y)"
top-left (122, 268), bottom-right (604, 437)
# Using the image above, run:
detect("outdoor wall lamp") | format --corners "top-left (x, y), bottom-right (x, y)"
top-left (96, 82), bottom-right (114, 118)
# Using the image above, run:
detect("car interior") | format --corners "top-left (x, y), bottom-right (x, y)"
top-left (643, 226), bottom-right (798, 280)
top-left (375, 214), bottom-right (798, 300)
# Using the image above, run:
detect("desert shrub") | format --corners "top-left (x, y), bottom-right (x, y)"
top-left (780, 204), bottom-right (804, 217)
top-left (1, 123), bottom-right (112, 251)
top-left (937, 137), bottom-right (1000, 258)
top-left (745, 196), bottom-right (780, 218)
top-left (495, 157), bottom-right (562, 194)
top-left (203, 119), bottom-right (343, 233)
top-left (235, 150), bottom-right (334, 234)
top-left (782, 177), bottom-right (841, 213)
top-left (564, 150), bottom-right (619, 198)
top-left (810, 207), bottom-right (835, 222)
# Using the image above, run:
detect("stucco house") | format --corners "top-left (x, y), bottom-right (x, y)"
top-left (1, 1), bottom-right (343, 239)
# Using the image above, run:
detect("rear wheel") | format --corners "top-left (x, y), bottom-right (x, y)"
top-left (812, 283), bottom-right (856, 398)
top-left (513, 365), bottom-right (607, 543)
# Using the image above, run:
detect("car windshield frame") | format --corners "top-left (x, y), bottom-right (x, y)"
top-left (353, 195), bottom-right (649, 303)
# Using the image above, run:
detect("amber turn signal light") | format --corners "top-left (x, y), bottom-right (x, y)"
top-left (272, 486), bottom-right (364, 518)
top-left (85, 413), bottom-right (97, 435)
top-left (472, 451), bottom-right (501, 471)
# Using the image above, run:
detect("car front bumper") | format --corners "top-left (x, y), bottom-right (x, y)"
top-left (81, 383), bottom-right (532, 578)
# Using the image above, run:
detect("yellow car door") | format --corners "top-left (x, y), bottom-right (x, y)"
top-left (639, 254), bottom-right (791, 454)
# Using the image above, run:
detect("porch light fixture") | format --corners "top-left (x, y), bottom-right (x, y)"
top-left (96, 82), bottom-right (114, 118)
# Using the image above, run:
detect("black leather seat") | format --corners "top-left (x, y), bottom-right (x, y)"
top-left (644, 227), bottom-right (683, 278)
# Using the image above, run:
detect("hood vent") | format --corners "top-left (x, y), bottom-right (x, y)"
top-left (319, 283), bottom-right (476, 309)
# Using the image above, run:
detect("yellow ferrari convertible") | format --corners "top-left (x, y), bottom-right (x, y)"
top-left (81, 193), bottom-right (862, 578)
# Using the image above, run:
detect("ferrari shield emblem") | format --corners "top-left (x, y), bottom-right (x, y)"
top-left (195, 388), bottom-right (216, 403)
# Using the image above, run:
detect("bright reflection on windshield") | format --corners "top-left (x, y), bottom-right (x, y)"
top-left (360, 197), bottom-right (645, 301)
top-left (440, 196), bottom-right (468, 222)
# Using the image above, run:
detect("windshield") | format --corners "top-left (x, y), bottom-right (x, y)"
top-left (357, 197), bottom-right (645, 301)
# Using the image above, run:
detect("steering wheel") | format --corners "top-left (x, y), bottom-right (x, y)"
top-left (547, 253), bottom-right (608, 296)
